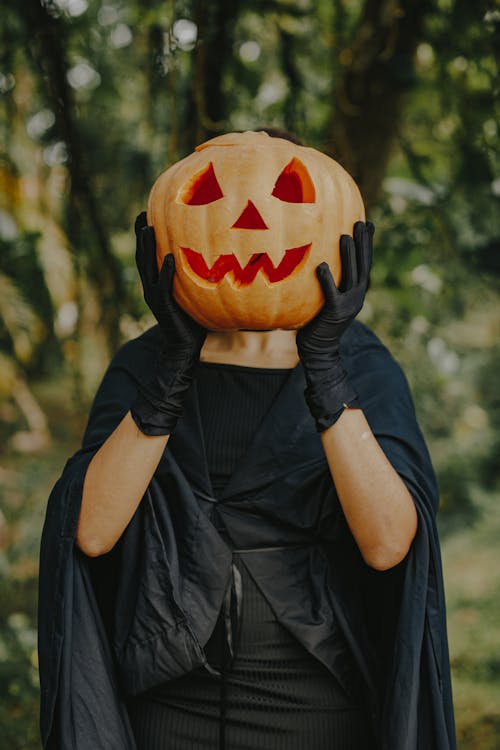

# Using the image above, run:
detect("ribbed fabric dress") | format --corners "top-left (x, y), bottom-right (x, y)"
top-left (126, 362), bottom-right (374, 750)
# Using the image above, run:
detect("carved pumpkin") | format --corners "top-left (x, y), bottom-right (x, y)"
top-left (147, 130), bottom-right (365, 330)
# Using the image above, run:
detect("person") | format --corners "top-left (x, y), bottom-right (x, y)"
top-left (37, 134), bottom-right (456, 750)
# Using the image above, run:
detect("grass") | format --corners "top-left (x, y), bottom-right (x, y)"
top-left (442, 487), bottom-right (500, 749)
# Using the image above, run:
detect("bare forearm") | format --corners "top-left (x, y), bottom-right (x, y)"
top-left (321, 408), bottom-right (418, 570)
top-left (76, 412), bottom-right (169, 557)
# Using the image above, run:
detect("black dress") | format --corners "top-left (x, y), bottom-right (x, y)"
top-left (126, 362), bottom-right (373, 750)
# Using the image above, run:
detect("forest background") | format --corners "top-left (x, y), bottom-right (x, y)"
top-left (0, 0), bottom-right (499, 747)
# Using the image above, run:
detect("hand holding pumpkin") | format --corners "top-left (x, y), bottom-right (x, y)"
top-left (134, 211), bottom-right (207, 365)
top-left (129, 212), bottom-right (207, 436)
top-left (296, 221), bottom-right (374, 431)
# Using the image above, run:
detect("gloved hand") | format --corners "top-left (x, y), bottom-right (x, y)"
top-left (296, 220), bottom-right (374, 431)
top-left (130, 212), bottom-right (207, 436)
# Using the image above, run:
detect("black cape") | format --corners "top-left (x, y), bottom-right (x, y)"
top-left (37, 322), bottom-right (456, 750)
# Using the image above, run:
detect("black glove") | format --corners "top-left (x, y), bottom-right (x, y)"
top-left (296, 220), bottom-right (374, 431)
top-left (130, 212), bottom-right (207, 436)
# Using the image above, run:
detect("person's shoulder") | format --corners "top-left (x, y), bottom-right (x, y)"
top-left (341, 321), bottom-right (393, 360)
top-left (82, 325), bottom-right (163, 446)
top-left (341, 321), bottom-right (410, 385)
top-left (107, 324), bottom-right (162, 374)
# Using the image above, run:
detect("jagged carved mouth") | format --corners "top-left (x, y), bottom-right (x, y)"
top-left (180, 244), bottom-right (311, 286)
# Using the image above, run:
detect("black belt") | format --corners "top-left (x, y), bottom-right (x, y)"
top-left (207, 541), bottom-right (311, 673)
top-left (195, 495), bottom-right (311, 665)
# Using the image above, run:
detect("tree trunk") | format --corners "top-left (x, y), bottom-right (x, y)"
top-left (22, 0), bottom-right (125, 353)
top-left (193, 0), bottom-right (242, 143)
top-left (328, 0), bottom-right (432, 210)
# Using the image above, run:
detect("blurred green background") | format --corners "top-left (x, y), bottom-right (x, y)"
top-left (0, 0), bottom-right (499, 747)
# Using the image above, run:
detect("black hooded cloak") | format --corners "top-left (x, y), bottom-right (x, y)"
top-left (37, 321), bottom-right (456, 749)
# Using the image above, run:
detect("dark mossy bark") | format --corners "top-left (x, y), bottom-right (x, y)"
top-left (193, 0), bottom-right (242, 141)
top-left (21, 0), bottom-right (125, 353)
top-left (329, 0), bottom-right (433, 209)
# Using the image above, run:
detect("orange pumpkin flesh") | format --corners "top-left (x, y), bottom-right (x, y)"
top-left (147, 131), bottom-right (365, 330)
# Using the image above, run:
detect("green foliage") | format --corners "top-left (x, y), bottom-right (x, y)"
top-left (443, 486), bottom-right (500, 750)
top-left (0, 233), bottom-right (56, 373)
top-left (0, 605), bottom-right (40, 750)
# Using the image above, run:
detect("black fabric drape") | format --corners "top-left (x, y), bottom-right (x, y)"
top-left (37, 322), bottom-right (456, 750)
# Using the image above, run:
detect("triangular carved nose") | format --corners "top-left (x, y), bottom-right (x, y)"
top-left (231, 200), bottom-right (268, 230)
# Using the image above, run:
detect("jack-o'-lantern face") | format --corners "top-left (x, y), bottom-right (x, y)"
top-left (147, 131), bottom-right (365, 330)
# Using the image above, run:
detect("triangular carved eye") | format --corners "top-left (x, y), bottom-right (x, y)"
top-left (180, 162), bottom-right (224, 205)
top-left (272, 158), bottom-right (316, 203)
